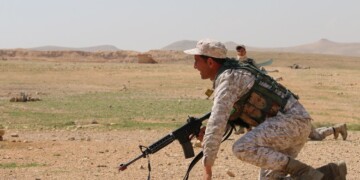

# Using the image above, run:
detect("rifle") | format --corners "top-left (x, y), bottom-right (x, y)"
top-left (118, 112), bottom-right (211, 172)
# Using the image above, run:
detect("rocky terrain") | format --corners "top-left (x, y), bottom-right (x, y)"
top-left (1, 129), bottom-right (359, 179)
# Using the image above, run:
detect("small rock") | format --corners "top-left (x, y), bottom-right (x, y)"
top-left (226, 170), bottom-right (235, 177)
top-left (0, 129), bottom-right (4, 141)
top-left (0, 129), bottom-right (5, 137)
top-left (11, 133), bottom-right (19, 137)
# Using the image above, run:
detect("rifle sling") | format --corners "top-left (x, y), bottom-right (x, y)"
top-left (147, 155), bottom-right (151, 180)
top-left (183, 125), bottom-right (234, 180)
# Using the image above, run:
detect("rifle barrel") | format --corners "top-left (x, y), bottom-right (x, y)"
top-left (119, 153), bottom-right (145, 171)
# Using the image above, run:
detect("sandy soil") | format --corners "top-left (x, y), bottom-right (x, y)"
top-left (1, 129), bottom-right (359, 180)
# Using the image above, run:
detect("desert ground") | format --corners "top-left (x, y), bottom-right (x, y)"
top-left (0, 51), bottom-right (359, 179)
top-left (1, 129), bottom-right (360, 180)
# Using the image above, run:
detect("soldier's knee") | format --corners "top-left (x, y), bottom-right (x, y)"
top-left (232, 142), bottom-right (250, 160)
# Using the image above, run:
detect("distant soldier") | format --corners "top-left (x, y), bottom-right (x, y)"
top-left (236, 44), bottom-right (269, 73)
top-left (236, 45), bottom-right (258, 68)
top-left (309, 123), bottom-right (348, 141)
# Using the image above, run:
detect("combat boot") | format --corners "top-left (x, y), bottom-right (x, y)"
top-left (316, 161), bottom-right (347, 180)
top-left (333, 124), bottom-right (347, 140)
top-left (285, 158), bottom-right (324, 180)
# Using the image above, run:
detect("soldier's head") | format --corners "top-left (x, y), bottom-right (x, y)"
top-left (236, 45), bottom-right (247, 57)
top-left (184, 39), bottom-right (227, 80)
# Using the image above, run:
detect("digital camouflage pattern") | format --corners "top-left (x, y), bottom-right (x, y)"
top-left (202, 68), bottom-right (255, 166)
top-left (202, 67), bottom-right (313, 179)
top-left (309, 126), bottom-right (334, 140)
top-left (309, 123), bottom-right (348, 141)
top-left (233, 98), bottom-right (312, 179)
top-left (184, 38), bottom-right (227, 59)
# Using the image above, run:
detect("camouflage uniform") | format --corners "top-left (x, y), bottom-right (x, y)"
top-left (202, 68), bottom-right (312, 179)
top-left (308, 125), bottom-right (334, 141)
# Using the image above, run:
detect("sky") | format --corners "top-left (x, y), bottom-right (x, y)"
top-left (1, 0), bottom-right (360, 52)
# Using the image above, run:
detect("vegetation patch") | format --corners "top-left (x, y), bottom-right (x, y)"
top-left (348, 123), bottom-right (360, 131)
top-left (0, 162), bottom-right (46, 169)
top-left (2, 91), bottom-right (211, 130)
top-left (0, 57), bottom-right (359, 130)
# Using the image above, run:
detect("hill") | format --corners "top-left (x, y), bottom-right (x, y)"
top-left (161, 40), bottom-right (197, 51)
top-left (161, 40), bottom-right (239, 52)
top-left (0, 49), bottom-right (192, 63)
top-left (162, 39), bottom-right (360, 57)
top-left (0, 49), bottom-right (138, 63)
top-left (250, 39), bottom-right (360, 57)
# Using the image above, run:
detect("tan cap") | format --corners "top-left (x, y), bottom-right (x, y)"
top-left (184, 39), bottom-right (227, 59)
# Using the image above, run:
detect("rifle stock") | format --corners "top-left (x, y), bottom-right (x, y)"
top-left (118, 112), bottom-right (211, 171)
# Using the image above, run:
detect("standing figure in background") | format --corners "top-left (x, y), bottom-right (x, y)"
top-left (236, 45), bottom-right (258, 68)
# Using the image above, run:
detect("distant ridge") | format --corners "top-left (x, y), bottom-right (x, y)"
top-left (161, 40), bottom-right (197, 51)
top-left (162, 39), bottom-right (360, 57)
top-left (30, 45), bottom-right (120, 52)
top-left (161, 40), bottom-right (240, 52)
top-left (249, 38), bottom-right (360, 57)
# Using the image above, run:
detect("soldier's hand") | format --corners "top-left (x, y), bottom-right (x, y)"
top-left (196, 126), bottom-right (206, 142)
top-left (203, 164), bottom-right (212, 180)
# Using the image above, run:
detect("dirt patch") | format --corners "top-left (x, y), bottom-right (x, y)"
top-left (0, 129), bottom-right (359, 179)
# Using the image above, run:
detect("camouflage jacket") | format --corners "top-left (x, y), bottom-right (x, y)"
top-left (202, 62), bottom-right (308, 166)
top-left (202, 67), bottom-right (255, 166)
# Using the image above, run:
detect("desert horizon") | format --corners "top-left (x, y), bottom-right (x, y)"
top-left (2, 38), bottom-right (360, 58)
